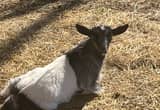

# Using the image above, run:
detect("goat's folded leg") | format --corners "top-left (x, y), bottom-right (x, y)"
top-left (80, 83), bottom-right (104, 95)
top-left (0, 78), bottom-right (21, 98)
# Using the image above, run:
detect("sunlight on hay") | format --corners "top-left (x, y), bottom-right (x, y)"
top-left (0, 0), bottom-right (160, 110)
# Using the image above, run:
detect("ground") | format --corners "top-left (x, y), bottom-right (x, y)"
top-left (0, 0), bottom-right (160, 110)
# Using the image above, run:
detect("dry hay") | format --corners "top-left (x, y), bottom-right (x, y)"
top-left (0, 0), bottom-right (160, 110)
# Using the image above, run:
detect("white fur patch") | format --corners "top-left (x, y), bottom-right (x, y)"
top-left (100, 26), bottom-right (105, 30)
top-left (15, 55), bottom-right (78, 110)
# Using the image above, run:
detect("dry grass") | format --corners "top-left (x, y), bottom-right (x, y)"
top-left (0, 0), bottom-right (160, 110)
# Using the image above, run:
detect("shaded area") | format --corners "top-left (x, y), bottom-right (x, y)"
top-left (0, 96), bottom-right (5, 104)
top-left (97, 0), bottom-right (160, 22)
top-left (0, 93), bottom-right (43, 110)
top-left (0, 93), bottom-right (96, 110)
top-left (0, 0), bottom-right (58, 21)
top-left (0, 2), bottom-right (17, 13)
top-left (0, 0), bottom-right (89, 66)
top-left (58, 94), bottom-right (97, 110)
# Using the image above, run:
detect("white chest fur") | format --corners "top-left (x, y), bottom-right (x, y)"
top-left (16, 55), bottom-right (78, 110)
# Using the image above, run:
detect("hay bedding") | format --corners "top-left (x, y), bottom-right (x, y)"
top-left (0, 0), bottom-right (160, 110)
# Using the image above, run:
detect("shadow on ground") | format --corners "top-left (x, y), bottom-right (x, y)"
top-left (58, 94), bottom-right (97, 110)
top-left (0, 0), bottom-right (89, 66)
top-left (0, 0), bottom-right (58, 21)
top-left (0, 93), bottom-right (96, 110)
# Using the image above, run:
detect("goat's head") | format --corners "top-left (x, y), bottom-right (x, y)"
top-left (76, 24), bottom-right (128, 53)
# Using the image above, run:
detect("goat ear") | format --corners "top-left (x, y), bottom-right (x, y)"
top-left (112, 24), bottom-right (128, 36)
top-left (76, 24), bottom-right (91, 36)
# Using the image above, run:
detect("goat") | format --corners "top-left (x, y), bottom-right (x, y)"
top-left (0, 23), bottom-right (128, 110)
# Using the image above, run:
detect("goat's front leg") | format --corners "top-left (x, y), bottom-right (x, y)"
top-left (0, 78), bottom-right (21, 98)
top-left (80, 82), bottom-right (104, 95)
